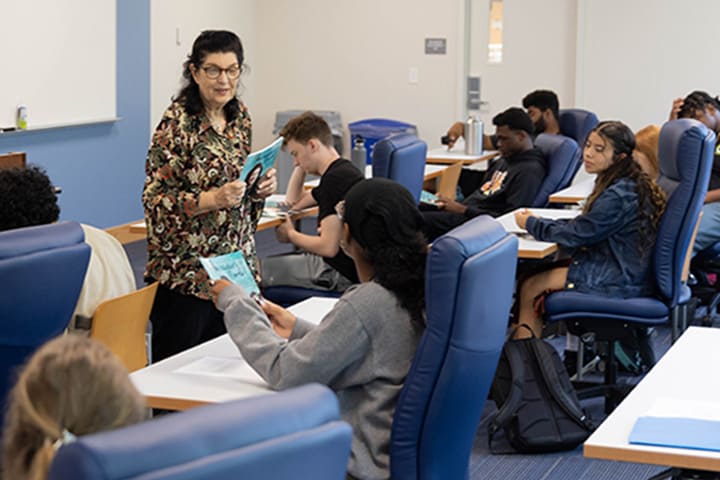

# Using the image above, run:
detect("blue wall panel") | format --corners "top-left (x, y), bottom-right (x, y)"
top-left (0, 0), bottom-right (150, 229)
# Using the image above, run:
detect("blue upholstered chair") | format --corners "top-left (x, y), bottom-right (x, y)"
top-left (391, 216), bottom-right (517, 479)
top-left (0, 221), bottom-right (90, 423)
top-left (372, 133), bottom-right (428, 203)
top-left (531, 133), bottom-right (580, 207)
top-left (48, 384), bottom-right (352, 480)
top-left (558, 108), bottom-right (599, 187)
top-left (543, 119), bottom-right (715, 412)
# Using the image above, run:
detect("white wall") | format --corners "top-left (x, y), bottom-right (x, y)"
top-left (576, 0), bottom-right (720, 131)
top-left (469, 0), bottom-right (577, 127)
top-left (150, 0), bottom-right (257, 132)
top-left (251, 0), bottom-right (466, 153)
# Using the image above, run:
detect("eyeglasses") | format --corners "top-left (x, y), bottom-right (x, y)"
top-left (200, 64), bottom-right (241, 79)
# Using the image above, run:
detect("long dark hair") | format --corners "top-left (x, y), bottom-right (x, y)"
top-left (175, 30), bottom-right (245, 121)
top-left (343, 179), bottom-right (427, 328)
top-left (584, 121), bottom-right (666, 247)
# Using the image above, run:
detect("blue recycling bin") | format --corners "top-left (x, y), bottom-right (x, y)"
top-left (348, 118), bottom-right (418, 164)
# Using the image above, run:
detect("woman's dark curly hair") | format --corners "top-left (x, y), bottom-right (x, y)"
top-left (0, 166), bottom-right (59, 231)
top-left (175, 30), bottom-right (245, 121)
top-left (584, 121), bottom-right (667, 252)
top-left (343, 179), bottom-right (428, 329)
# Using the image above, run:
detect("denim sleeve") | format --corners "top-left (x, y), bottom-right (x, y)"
top-left (526, 184), bottom-right (636, 248)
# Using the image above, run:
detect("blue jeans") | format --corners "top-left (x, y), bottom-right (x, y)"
top-left (693, 201), bottom-right (720, 255)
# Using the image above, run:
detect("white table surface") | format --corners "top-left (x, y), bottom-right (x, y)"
top-left (130, 296), bottom-right (338, 410)
top-left (584, 326), bottom-right (720, 472)
top-left (496, 207), bottom-right (580, 259)
top-left (303, 164), bottom-right (447, 188)
top-left (548, 177), bottom-right (596, 204)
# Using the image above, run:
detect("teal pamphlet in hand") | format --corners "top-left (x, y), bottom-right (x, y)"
top-left (240, 137), bottom-right (284, 189)
top-left (200, 251), bottom-right (260, 296)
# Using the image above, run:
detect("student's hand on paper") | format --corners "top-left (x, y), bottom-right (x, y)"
top-left (669, 97), bottom-right (684, 120)
top-left (209, 278), bottom-right (232, 305)
top-left (437, 195), bottom-right (467, 214)
top-left (446, 121), bottom-right (465, 149)
top-left (214, 180), bottom-right (246, 208)
top-left (255, 168), bottom-right (278, 199)
top-left (260, 299), bottom-right (297, 339)
top-left (274, 216), bottom-right (295, 243)
top-left (514, 209), bottom-right (535, 230)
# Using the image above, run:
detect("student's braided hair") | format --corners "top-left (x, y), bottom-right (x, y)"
top-left (343, 179), bottom-right (427, 328)
top-left (584, 121), bottom-right (666, 254)
top-left (678, 90), bottom-right (720, 120)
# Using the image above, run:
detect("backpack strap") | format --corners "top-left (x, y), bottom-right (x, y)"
top-left (487, 337), bottom-right (528, 449)
top-left (530, 339), bottom-right (595, 431)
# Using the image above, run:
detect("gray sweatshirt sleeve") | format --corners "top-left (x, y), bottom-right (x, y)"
top-left (216, 284), bottom-right (370, 390)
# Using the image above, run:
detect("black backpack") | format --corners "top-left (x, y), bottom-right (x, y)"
top-left (488, 325), bottom-right (595, 453)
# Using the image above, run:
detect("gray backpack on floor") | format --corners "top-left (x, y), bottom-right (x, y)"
top-left (488, 325), bottom-right (595, 453)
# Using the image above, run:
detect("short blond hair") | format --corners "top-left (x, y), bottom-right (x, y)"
top-left (2, 335), bottom-right (147, 480)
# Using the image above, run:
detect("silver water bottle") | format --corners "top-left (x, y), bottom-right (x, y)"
top-left (464, 115), bottom-right (483, 155)
top-left (351, 136), bottom-right (367, 175)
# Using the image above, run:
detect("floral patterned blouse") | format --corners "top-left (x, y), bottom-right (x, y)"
top-left (143, 99), bottom-right (263, 300)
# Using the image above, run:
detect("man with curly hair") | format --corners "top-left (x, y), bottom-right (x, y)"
top-left (0, 166), bottom-right (136, 328)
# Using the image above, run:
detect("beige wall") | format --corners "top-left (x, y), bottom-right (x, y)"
top-left (251, 0), bottom-right (466, 153)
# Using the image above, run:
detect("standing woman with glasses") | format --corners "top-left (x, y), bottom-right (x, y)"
top-left (143, 30), bottom-right (277, 362)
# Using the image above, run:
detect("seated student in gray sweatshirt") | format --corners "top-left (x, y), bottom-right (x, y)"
top-left (212, 178), bottom-right (426, 480)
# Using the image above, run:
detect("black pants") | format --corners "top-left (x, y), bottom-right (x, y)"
top-left (421, 210), bottom-right (468, 242)
top-left (150, 284), bottom-right (226, 362)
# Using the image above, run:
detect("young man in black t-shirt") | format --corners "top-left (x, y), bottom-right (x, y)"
top-left (261, 111), bottom-right (364, 291)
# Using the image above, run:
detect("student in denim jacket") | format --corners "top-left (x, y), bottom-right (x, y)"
top-left (513, 121), bottom-right (667, 337)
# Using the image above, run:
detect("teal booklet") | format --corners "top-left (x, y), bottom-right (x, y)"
top-left (200, 251), bottom-right (260, 296)
top-left (420, 190), bottom-right (439, 205)
top-left (240, 137), bottom-right (284, 189)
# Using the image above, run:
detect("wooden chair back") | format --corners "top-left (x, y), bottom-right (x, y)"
top-left (0, 152), bottom-right (26, 169)
top-left (90, 282), bottom-right (158, 372)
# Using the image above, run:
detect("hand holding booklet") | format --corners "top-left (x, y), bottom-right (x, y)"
top-left (200, 250), bottom-right (260, 296)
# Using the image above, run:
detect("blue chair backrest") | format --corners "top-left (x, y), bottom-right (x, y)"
top-left (0, 221), bottom-right (90, 422)
top-left (654, 119), bottom-right (715, 307)
top-left (532, 133), bottom-right (580, 207)
top-left (48, 384), bottom-right (352, 480)
top-left (391, 216), bottom-right (517, 479)
top-left (558, 108), bottom-right (599, 186)
top-left (372, 133), bottom-right (428, 203)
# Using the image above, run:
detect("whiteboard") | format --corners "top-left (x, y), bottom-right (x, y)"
top-left (0, 0), bottom-right (116, 130)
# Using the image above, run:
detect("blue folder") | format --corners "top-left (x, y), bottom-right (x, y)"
top-left (629, 416), bottom-right (720, 452)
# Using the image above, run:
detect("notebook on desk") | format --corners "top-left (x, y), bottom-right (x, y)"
top-left (628, 398), bottom-right (720, 452)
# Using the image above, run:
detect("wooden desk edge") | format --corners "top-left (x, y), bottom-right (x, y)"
top-left (145, 395), bottom-right (210, 411)
top-left (548, 195), bottom-right (584, 204)
top-left (584, 443), bottom-right (720, 473)
top-left (107, 207), bottom-right (320, 245)
top-left (518, 244), bottom-right (558, 259)
top-left (426, 151), bottom-right (498, 165)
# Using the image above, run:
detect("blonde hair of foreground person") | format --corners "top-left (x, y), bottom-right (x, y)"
top-left (2, 335), bottom-right (147, 480)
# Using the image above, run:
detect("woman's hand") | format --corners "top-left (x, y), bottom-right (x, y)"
top-left (514, 208), bottom-right (535, 230)
top-left (259, 298), bottom-right (297, 338)
top-left (210, 278), bottom-right (233, 306)
top-left (255, 168), bottom-right (278, 199)
top-left (214, 180), bottom-right (247, 208)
